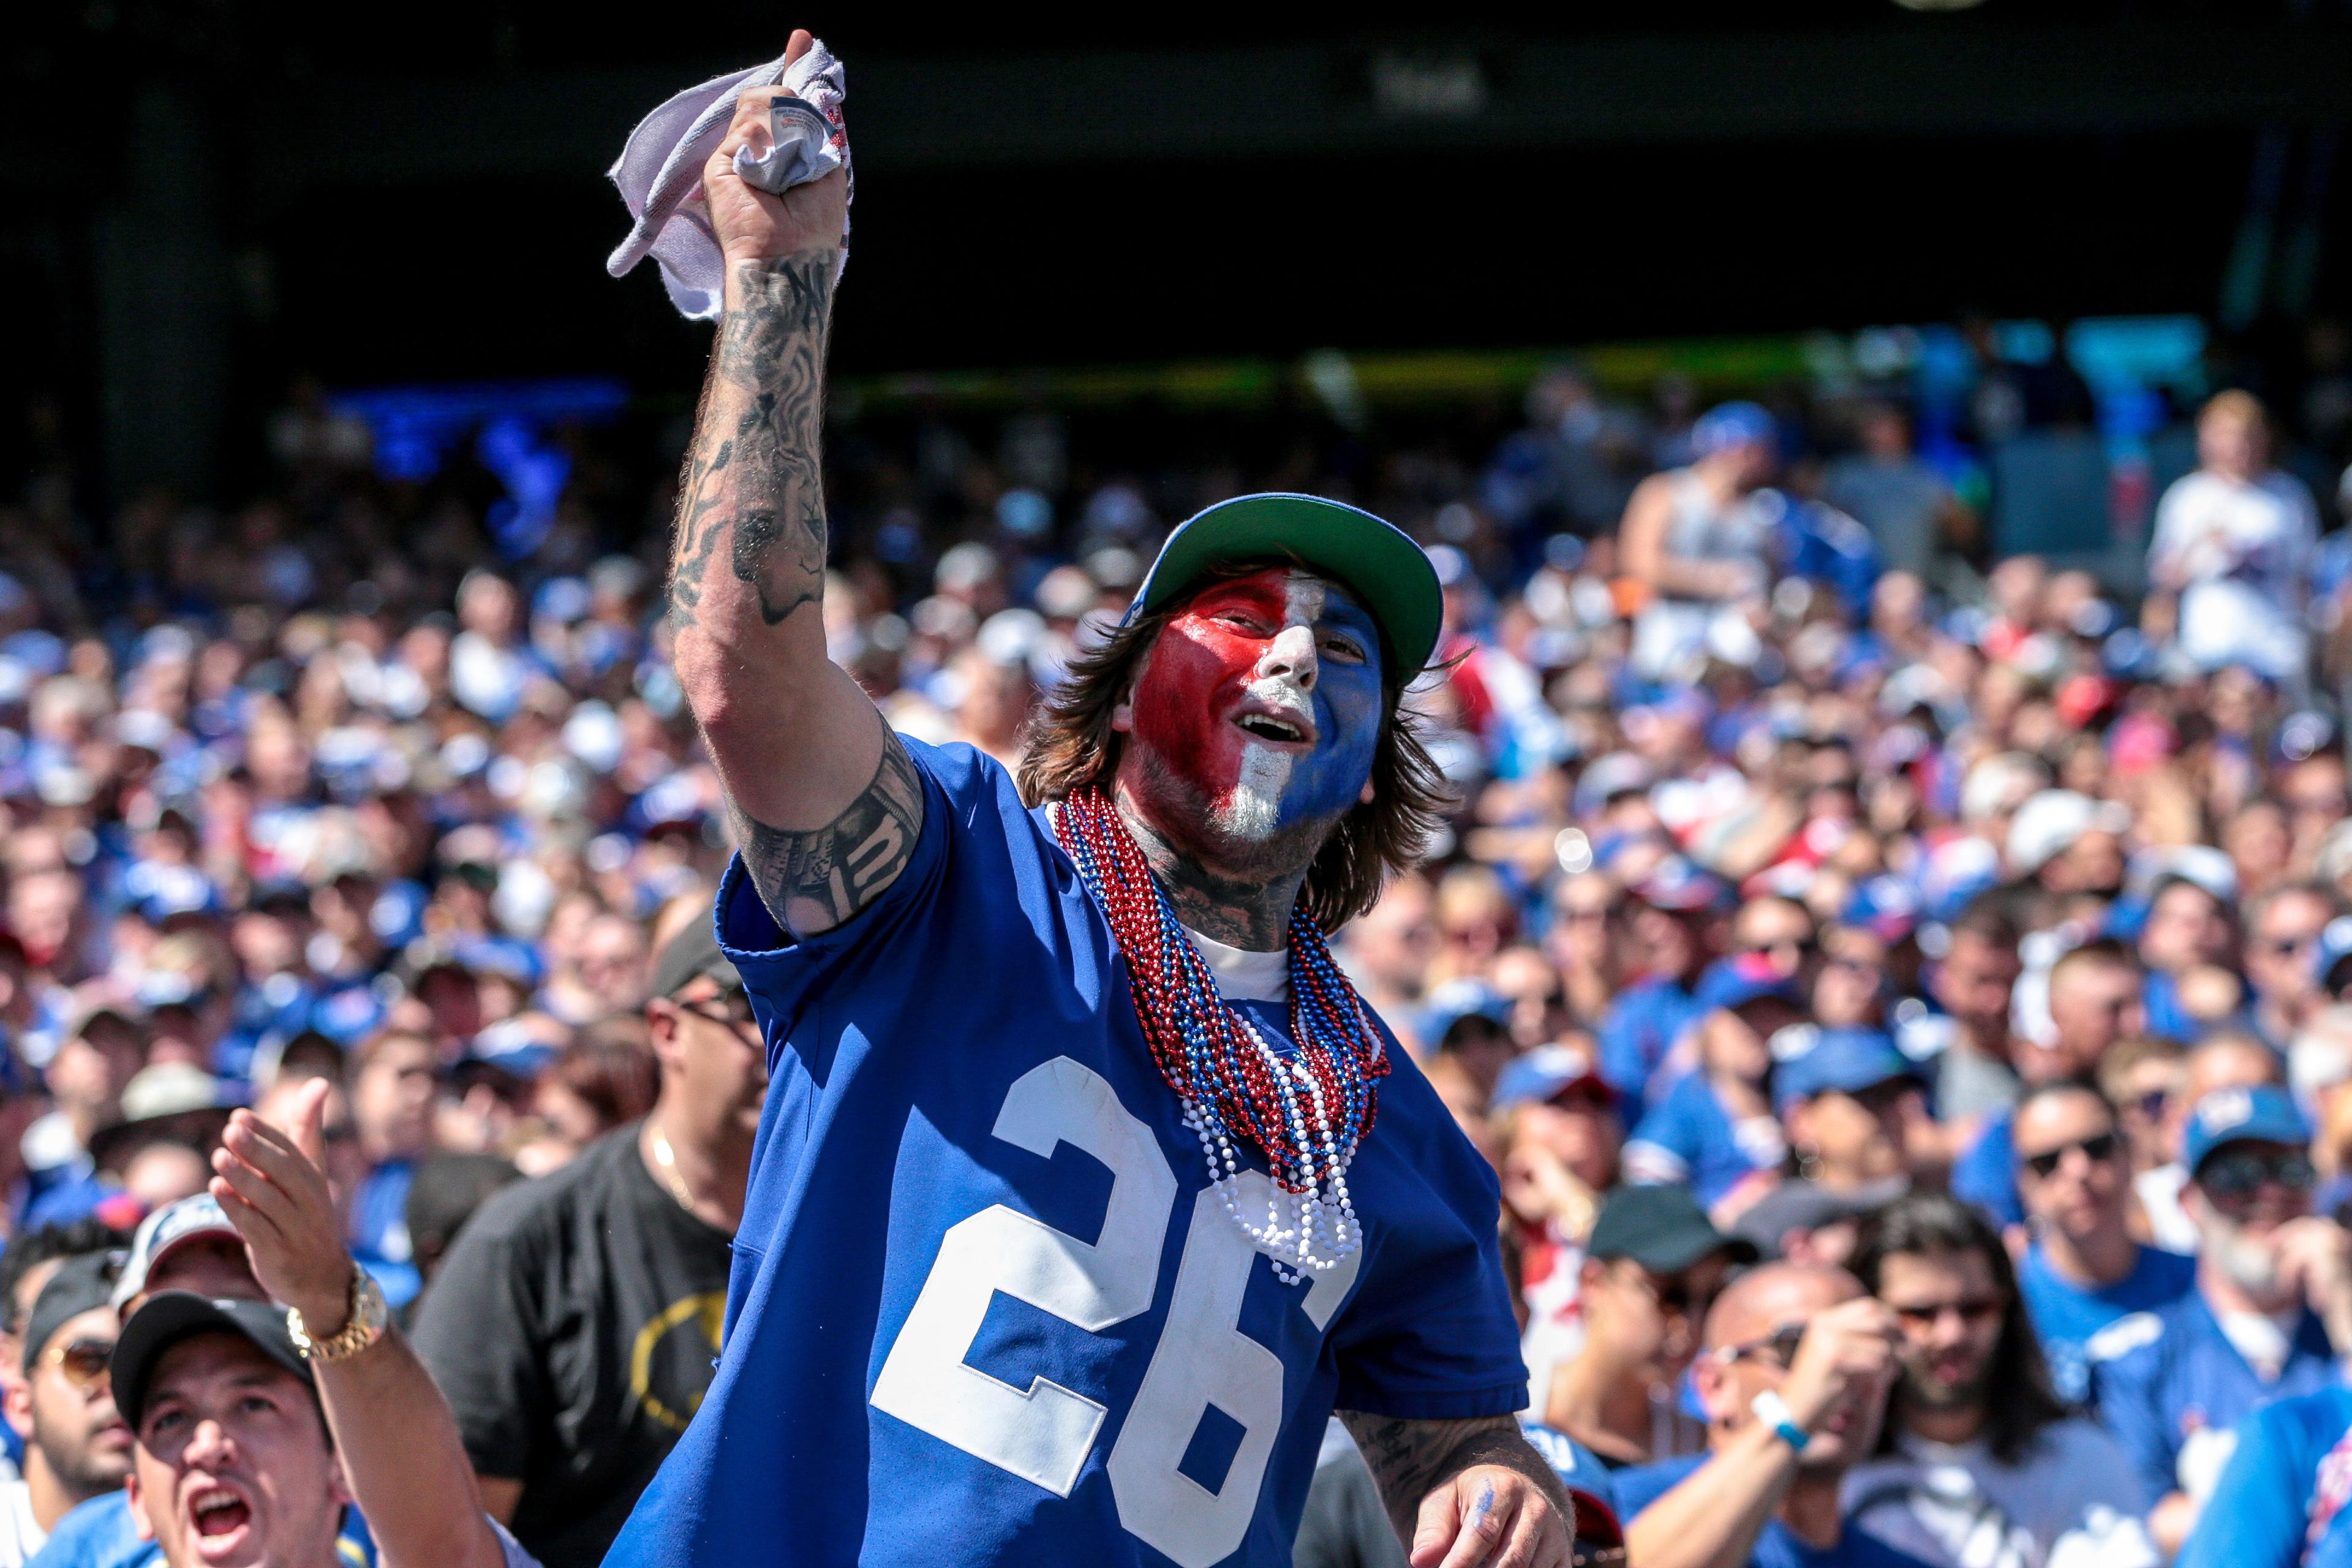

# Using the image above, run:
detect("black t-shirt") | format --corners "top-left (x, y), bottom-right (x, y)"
top-left (411, 1121), bottom-right (733, 1568)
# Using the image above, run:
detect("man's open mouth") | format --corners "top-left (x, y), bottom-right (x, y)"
top-left (189, 1485), bottom-right (252, 1541)
top-left (1232, 709), bottom-right (1313, 745)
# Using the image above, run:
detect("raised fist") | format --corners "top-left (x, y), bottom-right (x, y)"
top-left (707, 30), bottom-right (851, 285)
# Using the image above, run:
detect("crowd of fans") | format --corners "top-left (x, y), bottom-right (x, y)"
top-left (2, 320), bottom-right (2352, 1567)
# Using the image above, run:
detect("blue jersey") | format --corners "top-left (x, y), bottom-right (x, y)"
top-left (1596, 978), bottom-right (1703, 1114)
top-left (2017, 1242), bottom-right (2196, 1404)
top-left (2179, 1384), bottom-right (2352, 1568)
top-left (349, 1159), bottom-right (420, 1310)
top-left (1616, 1454), bottom-right (1938, 1568)
top-left (604, 741), bottom-right (1525, 1568)
top-left (1950, 1110), bottom-right (2019, 1229)
top-left (1624, 1071), bottom-right (1782, 1209)
top-left (1518, 1422), bottom-right (1618, 1521)
top-left (2090, 1288), bottom-right (2340, 1507)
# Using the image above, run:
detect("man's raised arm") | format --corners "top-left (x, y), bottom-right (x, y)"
top-left (668, 28), bottom-right (922, 938)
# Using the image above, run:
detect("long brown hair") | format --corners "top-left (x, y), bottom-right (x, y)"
top-left (1016, 564), bottom-right (1453, 931)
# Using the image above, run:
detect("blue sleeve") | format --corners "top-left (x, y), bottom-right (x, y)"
top-left (2177, 1400), bottom-right (2324, 1568)
top-left (1596, 994), bottom-right (1654, 1106)
top-left (1624, 1079), bottom-right (1700, 1185)
top-left (1329, 1063), bottom-right (1529, 1421)
top-left (1773, 1526), bottom-right (1942, 1568)
top-left (1612, 1456), bottom-right (1705, 1524)
top-left (1950, 1113), bottom-right (2020, 1229)
top-left (717, 738), bottom-right (1001, 1063)
top-left (2089, 1342), bottom-right (2177, 1508)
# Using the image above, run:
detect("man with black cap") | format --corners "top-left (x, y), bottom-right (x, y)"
top-left (613, 44), bottom-right (1567, 1568)
top-left (412, 919), bottom-right (761, 1568)
top-left (108, 1289), bottom-right (537, 1568)
top-left (1545, 1187), bottom-right (1757, 1468)
top-left (0, 1255), bottom-right (130, 1566)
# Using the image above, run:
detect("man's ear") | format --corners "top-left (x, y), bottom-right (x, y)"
top-left (1110, 650), bottom-right (1150, 735)
top-left (325, 1449), bottom-right (354, 1511)
top-left (127, 1466), bottom-right (157, 1543)
top-left (1, 1362), bottom-right (31, 1443)
top-left (1691, 1354), bottom-right (1736, 1423)
top-left (644, 999), bottom-right (683, 1064)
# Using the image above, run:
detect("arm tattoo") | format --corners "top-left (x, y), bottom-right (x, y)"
top-left (731, 724), bottom-right (924, 937)
top-left (668, 250), bottom-right (839, 631)
top-left (1338, 1412), bottom-right (1574, 1547)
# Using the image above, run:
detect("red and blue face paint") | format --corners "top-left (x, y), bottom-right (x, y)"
top-left (1126, 567), bottom-right (1385, 842)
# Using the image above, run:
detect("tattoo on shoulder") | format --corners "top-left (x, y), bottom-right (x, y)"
top-left (732, 728), bottom-right (924, 937)
top-left (667, 251), bottom-right (839, 631)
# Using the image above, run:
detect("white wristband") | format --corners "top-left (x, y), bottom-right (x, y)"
top-left (1751, 1390), bottom-right (1810, 1453)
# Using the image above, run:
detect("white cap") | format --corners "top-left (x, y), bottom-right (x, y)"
top-left (1961, 753), bottom-right (2051, 827)
top-left (111, 1193), bottom-right (241, 1310)
top-left (2006, 790), bottom-right (2130, 876)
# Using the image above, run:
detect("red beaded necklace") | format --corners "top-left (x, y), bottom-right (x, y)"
top-left (1054, 785), bottom-right (1387, 1274)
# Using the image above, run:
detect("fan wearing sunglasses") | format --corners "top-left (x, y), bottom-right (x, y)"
top-left (1616, 1263), bottom-right (1918, 1568)
top-left (0, 1251), bottom-right (132, 1566)
top-left (2090, 1085), bottom-right (2352, 1558)
top-left (2009, 1082), bottom-right (2194, 1406)
top-left (1844, 1193), bottom-right (2157, 1568)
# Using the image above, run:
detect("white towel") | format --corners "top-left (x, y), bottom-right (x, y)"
top-left (605, 39), bottom-right (851, 321)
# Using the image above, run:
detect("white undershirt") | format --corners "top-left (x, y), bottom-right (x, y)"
top-left (1183, 925), bottom-right (1291, 1004)
top-left (2213, 1308), bottom-right (2301, 1380)
top-left (0, 1480), bottom-right (46, 1568)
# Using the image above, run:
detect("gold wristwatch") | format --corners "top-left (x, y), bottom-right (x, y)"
top-left (287, 1265), bottom-right (390, 1364)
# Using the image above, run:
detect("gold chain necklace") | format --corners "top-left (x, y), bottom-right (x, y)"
top-left (647, 1121), bottom-right (698, 1213)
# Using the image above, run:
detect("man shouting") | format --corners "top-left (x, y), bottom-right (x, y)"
top-left (603, 27), bottom-right (1570, 1568)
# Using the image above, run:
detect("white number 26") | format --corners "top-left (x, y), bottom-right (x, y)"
top-left (869, 1057), bottom-right (1359, 1567)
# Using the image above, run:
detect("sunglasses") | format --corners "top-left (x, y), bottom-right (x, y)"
top-left (676, 989), bottom-right (758, 1032)
top-left (2199, 1148), bottom-right (2318, 1200)
top-left (1716, 1322), bottom-right (1807, 1369)
top-left (1626, 1265), bottom-right (1711, 1320)
top-left (1740, 938), bottom-right (1819, 960)
top-left (40, 1337), bottom-right (113, 1392)
top-left (2021, 1131), bottom-right (2120, 1178)
top-left (1888, 1297), bottom-right (2005, 1330)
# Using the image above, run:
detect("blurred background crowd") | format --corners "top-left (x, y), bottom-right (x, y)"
top-left (6, 301), bottom-right (2352, 1566)
top-left (7, 2), bottom-right (2352, 1566)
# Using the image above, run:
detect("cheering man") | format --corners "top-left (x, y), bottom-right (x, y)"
top-left (605, 28), bottom-right (1569, 1568)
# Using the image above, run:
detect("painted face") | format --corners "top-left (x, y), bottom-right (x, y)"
top-left (1122, 568), bottom-right (1385, 844)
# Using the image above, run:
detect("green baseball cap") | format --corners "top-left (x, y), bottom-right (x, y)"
top-left (1122, 493), bottom-right (1442, 676)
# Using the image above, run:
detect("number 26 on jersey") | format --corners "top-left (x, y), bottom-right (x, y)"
top-left (870, 1057), bottom-right (1360, 1568)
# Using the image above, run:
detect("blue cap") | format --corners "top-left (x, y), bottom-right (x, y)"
top-left (2184, 1085), bottom-right (2310, 1177)
top-left (1842, 876), bottom-right (1920, 944)
top-left (464, 1017), bottom-right (557, 1082)
top-left (1694, 953), bottom-right (1804, 1014)
top-left (1574, 753), bottom-right (1655, 819)
top-left (1690, 401), bottom-right (1778, 458)
top-left (1492, 1044), bottom-right (1615, 1112)
top-left (1633, 856), bottom-right (1732, 914)
top-left (1419, 979), bottom-right (1510, 1050)
top-left (1771, 1027), bottom-right (1917, 1114)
